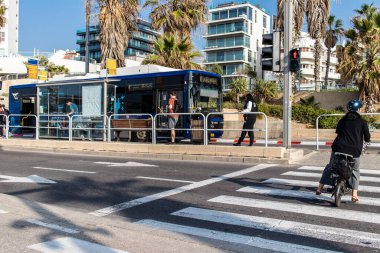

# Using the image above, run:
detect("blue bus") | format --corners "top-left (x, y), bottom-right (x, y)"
top-left (9, 69), bottom-right (223, 142)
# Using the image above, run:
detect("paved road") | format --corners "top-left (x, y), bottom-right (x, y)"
top-left (1, 150), bottom-right (380, 252)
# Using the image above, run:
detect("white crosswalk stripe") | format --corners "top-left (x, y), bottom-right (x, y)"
top-left (171, 207), bottom-right (380, 249)
top-left (298, 166), bottom-right (380, 175)
top-left (282, 171), bottom-right (380, 183)
top-left (136, 219), bottom-right (340, 253)
top-left (237, 185), bottom-right (380, 206)
top-left (133, 164), bottom-right (380, 252)
top-left (209, 195), bottom-right (380, 224)
top-left (27, 237), bottom-right (129, 253)
top-left (0, 209), bottom-right (7, 214)
top-left (263, 178), bottom-right (380, 193)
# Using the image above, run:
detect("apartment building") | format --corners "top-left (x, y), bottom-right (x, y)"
top-left (203, 0), bottom-right (270, 90)
top-left (76, 19), bottom-right (160, 63)
top-left (0, 0), bottom-right (19, 56)
top-left (295, 32), bottom-right (341, 91)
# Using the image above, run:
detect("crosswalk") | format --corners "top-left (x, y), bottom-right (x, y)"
top-left (136, 164), bottom-right (380, 252)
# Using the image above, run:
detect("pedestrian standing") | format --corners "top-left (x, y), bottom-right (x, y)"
top-left (233, 93), bottom-right (258, 146)
top-left (167, 90), bottom-right (179, 144)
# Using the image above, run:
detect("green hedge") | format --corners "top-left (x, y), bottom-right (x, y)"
top-left (257, 103), bottom-right (343, 129)
top-left (224, 102), bottom-right (379, 129)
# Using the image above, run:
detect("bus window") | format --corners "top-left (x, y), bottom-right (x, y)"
top-left (191, 73), bottom-right (222, 113)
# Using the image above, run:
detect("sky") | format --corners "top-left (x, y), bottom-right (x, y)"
top-left (18, 0), bottom-right (378, 53)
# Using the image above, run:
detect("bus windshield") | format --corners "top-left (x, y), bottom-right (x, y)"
top-left (191, 73), bottom-right (222, 112)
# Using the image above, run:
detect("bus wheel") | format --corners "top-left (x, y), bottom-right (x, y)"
top-left (132, 131), bottom-right (147, 142)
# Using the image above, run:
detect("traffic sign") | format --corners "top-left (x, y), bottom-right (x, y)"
top-left (38, 69), bottom-right (48, 81)
top-left (27, 64), bottom-right (38, 79)
top-left (107, 58), bottom-right (117, 75)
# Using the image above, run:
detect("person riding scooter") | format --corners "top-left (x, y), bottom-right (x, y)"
top-left (316, 99), bottom-right (371, 202)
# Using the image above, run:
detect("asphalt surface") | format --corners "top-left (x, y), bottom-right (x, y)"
top-left (1, 150), bottom-right (380, 252)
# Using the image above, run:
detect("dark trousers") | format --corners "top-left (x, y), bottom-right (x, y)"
top-left (237, 118), bottom-right (256, 144)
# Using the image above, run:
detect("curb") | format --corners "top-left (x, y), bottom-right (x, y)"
top-left (209, 139), bottom-right (380, 148)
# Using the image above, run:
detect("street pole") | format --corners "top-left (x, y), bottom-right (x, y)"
top-left (283, 0), bottom-right (293, 149)
top-left (85, 0), bottom-right (91, 74)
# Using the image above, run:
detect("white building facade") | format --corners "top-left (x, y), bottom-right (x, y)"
top-left (0, 0), bottom-right (19, 57)
top-left (203, 0), bottom-right (270, 90)
top-left (295, 32), bottom-right (341, 91)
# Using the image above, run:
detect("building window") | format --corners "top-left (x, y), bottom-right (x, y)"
top-left (238, 7), bottom-right (247, 17)
top-left (229, 9), bottom-right (238, 18)
top-left (0, 32), bottom-right (4, 42)
top-left (263, 16), bottom-right (267, 28)
top-left (220, 10), bottom-right (228, 19)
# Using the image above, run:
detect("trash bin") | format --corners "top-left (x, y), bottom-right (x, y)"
top-left (191, 119), bottom-right (204, 143)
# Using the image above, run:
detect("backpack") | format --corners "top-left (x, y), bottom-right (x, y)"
top-left (174, 100), bottom-right (181, 113)
top-left (331, 153), bottom-right (354, 180)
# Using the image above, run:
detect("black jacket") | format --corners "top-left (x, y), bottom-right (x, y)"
top-left (331, 112), bottom-right (371, 157)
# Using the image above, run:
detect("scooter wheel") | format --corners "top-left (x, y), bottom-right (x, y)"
top-left (335, 179), bottom-right (345, 207)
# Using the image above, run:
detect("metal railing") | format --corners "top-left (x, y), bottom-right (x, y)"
top-left (7, 114), bottom-right (38, 139)
top-left (38, 115), bottom-right (70, 140)
top-left (153, 113), bottom-right (206, 145)
top-left (205, 112), bottom-right (268, 147)
top-left (2, 112), bottom-right (271, 147)
top-left (107, 114), bottom-right (154, 143)
top-left (70, 115), bottom-right (108, 142)
top-left (316, 113), bottom-right (380, 150)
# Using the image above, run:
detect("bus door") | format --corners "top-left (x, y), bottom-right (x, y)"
top-left (19, 96), bottom-right (36, 135)
top-left (155, 90), bottom-right (184, 140)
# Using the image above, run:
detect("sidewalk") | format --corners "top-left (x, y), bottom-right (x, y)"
top-left (0, 139), bottom-right (304, 164)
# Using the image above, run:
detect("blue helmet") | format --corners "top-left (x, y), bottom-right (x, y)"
top-left (347, 99), bottom-right (363, 112)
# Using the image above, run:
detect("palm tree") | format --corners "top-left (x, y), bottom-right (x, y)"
top-left (324, 15), bottom-right (344, 86)
top-left (96, 0), bottom-right (138, 68)
top-left (206, 64), bottom-right (223, 75)
top-left (0, 0), bottom-right (7, 28)
top-left (143, 0), bottom-right (207, 38)
top-left (277, 1), bottom-right (331, 92)
top-left (306, 0), bottom-right (331, 91)
top-left (142, 35), bottom-right (202, 70)
top-left (253, 80), bottom-right (278, 104)
top-left (276, 0), bottom-right (306, 42)
top-left (338, 4), bottom-right (380, 111)
top-left (229, 77), bottom-right (248, 104)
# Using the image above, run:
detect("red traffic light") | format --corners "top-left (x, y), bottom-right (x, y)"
top-left (290, 49), bottom-right (299, 59)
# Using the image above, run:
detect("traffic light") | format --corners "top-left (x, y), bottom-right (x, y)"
top-left (289, 49), bottom-right (301, 72)
top-left (261, 31), bottom-right (281, 72)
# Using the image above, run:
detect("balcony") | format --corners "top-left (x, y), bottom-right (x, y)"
top-left (208, 14), bottom-right (249, 24)
top-left (204, 44), bottom-right (246, 51)
top-left (204, 29), bottom-right (249, 38)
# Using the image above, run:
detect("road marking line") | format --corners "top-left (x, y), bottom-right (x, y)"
top-left (238, 185), bottom-right (380, 206)
top-left (263, 178), bottom-right (380, 193)
top-left (27, 237), bottom-right (129, 253)
top-left (0, 175), bottom-right (56, 184)
top-left (298, 166), bottom-right (380, 175)
top-left (26, 219), bottom-right (80, 234)
top-left (136, 219), bottom-right (339, 253)
top-left (94, 161), bottom-right (158, 167)
top-left (33, 167), bottom-right (96, 174)
top-left (283, 171), bottom-right (380, 183)
top-left (172, 207), bottom-right (380, 249)
top-left (136, 176), bottom-right (195, 184)
top-left (209, 195), bottom-right (380, 224)
top-left (0, 209), bottom-right (7, 214)
top-left (89, 164), bottom-right (277, 217)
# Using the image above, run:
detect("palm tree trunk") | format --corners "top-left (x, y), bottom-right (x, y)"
top-left (324, 46), bottom-right (331, 88)
top-left (314, 37), bottom-right (322, 92)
